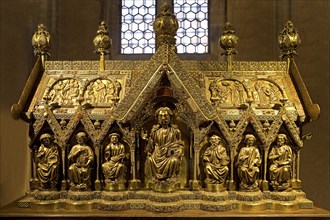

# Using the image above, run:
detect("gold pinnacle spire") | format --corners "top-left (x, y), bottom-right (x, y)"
top-left (279, 20), bottom-right (301, 59)
top-left (32, 24), bottom-right (51, 67)
top-left (153, 2), bottom-right (179, 50)
top-left (219, 22), bottom-right (238, 72)
top-left (93, 21), bottom-right (112, 71)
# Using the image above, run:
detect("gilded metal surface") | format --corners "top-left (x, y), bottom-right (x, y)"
top-left (219, 22), bottom-right (238, 71)
top-left (279, 21), bottom-right (301, 59)
top-left (237, 134), bottom-right (261, 192)
top-left (32, 24), bottom-right (51, 67)
top-left (278, 21), bottom-right (320, 122)
top-left (93, 21), bottom-right (111, 70)
top-left (202, 135), bottom-right (229, 187)
top-left (12, 5), bottom-right (320, 213)
top-left (68, 132), bottom-right (94, 191)
top-left (36, 133), bottom-right (60, 190)
top-left (143, 107), bottom-right (184, 192)
top-left (269, 134), bottom-right (293, 191)
top-left (153, 3), bottom-right (178, 49)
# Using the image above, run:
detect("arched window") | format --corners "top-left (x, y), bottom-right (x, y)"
top-left (120, 0), bottom-right (209, 54)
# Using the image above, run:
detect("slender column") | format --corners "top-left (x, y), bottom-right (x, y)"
top-left (130, 140), bottom-right (136, 180)
top-left (61, 144), bottom-right (67, 190)
top-left (262, 147), bottom-right (269, 191)
top-left (189, 145), bottom-right (201, 190)
top-left (30, 147), bottom-right (37, 190)
top-left (297, 150), bottom-right (301, 181)
top-left (99, 53), bottom-right (105, 71)
top-left (128, 133), bottom-right (141, 190)
top-left (292, 149), bottom-right (302, 189)
top-left (228, 145), bottom-right (236, 191)
top-left (95, 145), bottom-right (101, 190)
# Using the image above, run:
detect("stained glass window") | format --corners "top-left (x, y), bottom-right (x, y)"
top-left (120, 0), bottom-right (208, 54)
top-left (121, 0), bottom-right (156, 54)
top-left (174, 0), bottom-right (208, 54)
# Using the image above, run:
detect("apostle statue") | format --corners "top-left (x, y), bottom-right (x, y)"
top-left (237, 134), bottom-right (261, 191)
top-left (269, 133), bottom-right (293, 191)
top-left (144, 107), bottom-right (184, 183)
top-left (102, 132), bottom-right (128, 181)
top-left (68, 132), bottom-right (94, 190)
top-left (36, 133), bottom-right (60, 190)
top-left (202, 134), bottom-right (229, 185)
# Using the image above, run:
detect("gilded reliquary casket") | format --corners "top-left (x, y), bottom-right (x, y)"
top-left (11, 6), bottom-right (320, 213)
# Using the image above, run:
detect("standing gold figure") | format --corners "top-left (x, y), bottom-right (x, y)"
top-left (68, 132), bottom-right (94, 190)
top-left (36, 133), bottom-right (60, 190)
top-left (102, 132), bottom-right (127, 181)
top-left (269, 134), bottom-right (293, 191)
top-left (202, 135), bottom-right (229, 185)
top-left (145, 107), bottom-right (184, 182)
top-left (237, 134), bottom-right (261, 191)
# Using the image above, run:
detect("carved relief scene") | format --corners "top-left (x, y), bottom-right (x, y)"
top-left (11, 3), bottom-right (320, 213)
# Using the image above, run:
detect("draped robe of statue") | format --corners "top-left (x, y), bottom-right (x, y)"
top-left (102, 141), bottom-right (126, 180)
top-left (36, 136), bottom-right (60, 189)
top-left (269, 142), bottom-right (292, 190)
top-left (203, 142), bottom-right (229, 184)
top-left (68, 136), bottom-right (94, 189)
top-left (237, 136), bottom-right (261, 190)
top-left (145, 124), bottom-right (184, 180)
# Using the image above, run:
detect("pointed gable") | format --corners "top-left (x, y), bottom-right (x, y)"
top-left (113, 45), bottom-right (216, 123)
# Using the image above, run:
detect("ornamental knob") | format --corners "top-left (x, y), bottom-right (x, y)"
top-left (93, 21), bottom-right (111, 55)
top-left (153, 3), bottom-right (179, 48)
top-left (279, 20), bottom-right (301, 59)
top-left (32, 24), bottom-right (51, 56)
top-left (219, 22), bottom-right (238, 56)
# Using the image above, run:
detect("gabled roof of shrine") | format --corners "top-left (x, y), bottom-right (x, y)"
top-left (112, 44), bottom-right (216, 123)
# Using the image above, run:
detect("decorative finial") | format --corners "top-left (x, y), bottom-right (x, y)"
top-left (32, 24), bottom-right (51, 67)
top-left (219, 22), bottom-right (238, 71)
top-left (93, 21), bottom-right (112, 70)
top-left (153, 3), bottom-right (179, 50)
top-left (279, 20), bottom-right (301, 59)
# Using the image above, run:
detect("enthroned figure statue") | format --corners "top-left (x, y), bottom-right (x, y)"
top-left (68, 132), bottom-right (94, 191)
top-left (36, 133), bottom-right (60, 190)
top-left (269, 133), bottom-right (293, 191)
top-left (237, 134), bottom-right (261, 191)
top-left (144, 107), bottom-right (184, 187)
top-left (102, 132), bottom-right (128, 182)
top-left (202, 134), bottom-right (229, 188)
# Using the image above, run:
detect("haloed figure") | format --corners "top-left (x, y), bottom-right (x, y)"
top-left (36, 133), bottom-right (60, 190)
top-left (102, 132), bottom-right (128, 181)
top-left (68, 132), bottom-right (94, 190)
top-left (269, 134), bottom-right (293, 191)
top-left (237, 134), bottom-right (261, 191)
top-left (202, 135), bottom-right (229, 185)
top-left (145, 107), bottom-right (184, 182)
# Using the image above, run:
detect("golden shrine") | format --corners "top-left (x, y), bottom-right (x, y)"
top-left (11, 3), bottom-right (320, 212)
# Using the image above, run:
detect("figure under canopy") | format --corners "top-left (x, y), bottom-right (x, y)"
top-left (202, 134), bottom-right (229, 185)
top-left (269, 133), bottom-right (293, 191)
top-left (36, 133), bottom-right (60, 190)
top-left (68, 132), bottom-right (94, 190)
top-left (236, 134), bottom-right (261, 191)
top-left (144, 107), bottom-right (184, 183)
top-left (102, 132), bottom-right (128, 181)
